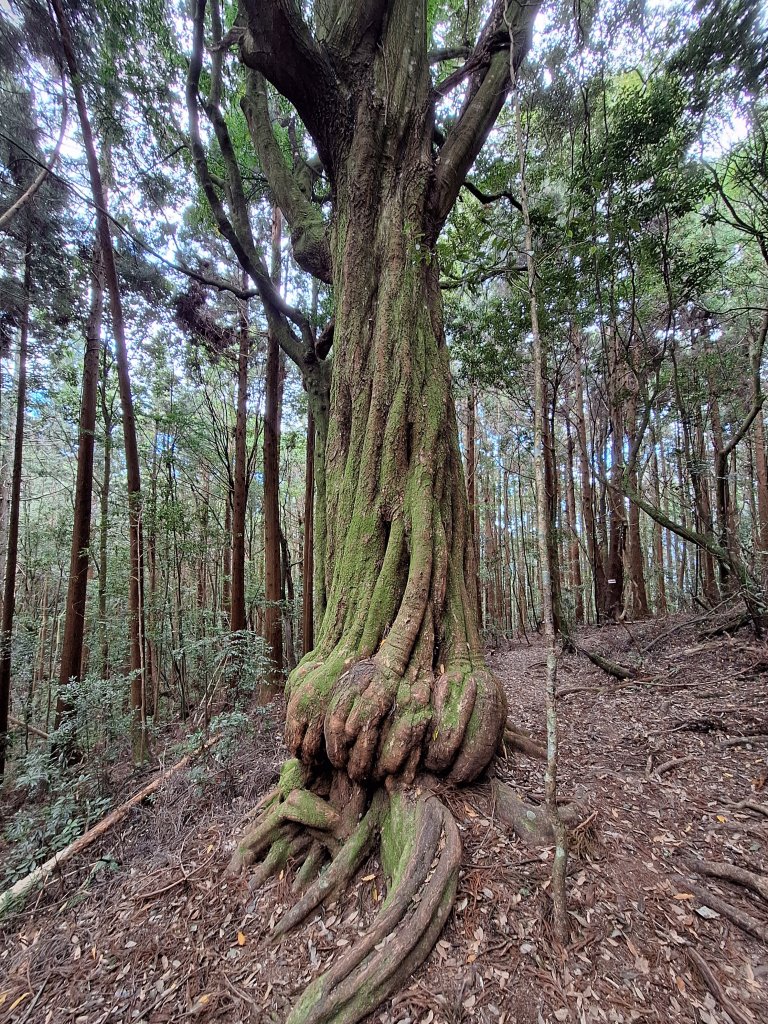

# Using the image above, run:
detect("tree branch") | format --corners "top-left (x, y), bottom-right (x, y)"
top-left (186, 0), bottom-right (308, 366)
top-left (241, 69), bottom-right (332, 283)
top-left (238, 0), bottom-right (340, 174)
top-left (0, 73), bottom-right (68, 233)
top-left (430, 0), bottom-right (540, 234)
top-left (462, 178), bottom-right (522, 212)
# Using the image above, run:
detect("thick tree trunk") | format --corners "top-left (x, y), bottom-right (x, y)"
top-left (264, 209), bottom-right (285, 682)
top-left (0, 247), bottom-right (30, 778)
top-left (55, 242), bottom-right (104, 742)
top-left (286, 117), bottom-right (505, 785)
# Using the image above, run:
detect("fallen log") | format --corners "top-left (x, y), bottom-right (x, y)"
top-left (0, 737), bottom-right (218, 919)
top-left (575, 645), bottom-right (639, 681)
top-left (9, 716), bottom-right (49, 740)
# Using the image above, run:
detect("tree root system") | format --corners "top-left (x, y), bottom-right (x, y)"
top-left (227, 761), bottom-right (462, 1024)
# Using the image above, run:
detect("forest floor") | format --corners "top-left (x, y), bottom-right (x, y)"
top-left (1, 613), bottom-right (767, 1024)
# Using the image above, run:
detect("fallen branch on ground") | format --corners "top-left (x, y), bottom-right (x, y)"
top-left (575, 645), bottom-right (639, 681)
top-left (9, 716), bottom-right (49, 740)
top-left (654, 754), bottom-right (697, 777)
top-left (0, 737), bottom-right (219, 919)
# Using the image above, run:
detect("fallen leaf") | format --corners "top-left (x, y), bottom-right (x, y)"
top-left (237, 932), bottom-right (246, 946)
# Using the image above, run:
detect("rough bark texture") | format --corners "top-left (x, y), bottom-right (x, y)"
top-left (230, 282), bottom-right (249, 634)
top-left (264, 208), bottom-right (284, 680)
top-left (56, 242), bottom-right (104, 738)
top-left (51, 0), bottom-right (148, 760)
top-left (188, 2), bottom-right (539, 1020)
top-left (0, 246), bottom-right (30, 779)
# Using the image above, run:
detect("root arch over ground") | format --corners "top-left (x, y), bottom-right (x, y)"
top-left (227, 760), bottom-right (462, 1024)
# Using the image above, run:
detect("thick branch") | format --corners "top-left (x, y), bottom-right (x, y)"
top-left (430, 0), bottom-right (540, 233)
top-left (238, 0), bottom-right (340, 173)
top-left (186, 0), bottom-right (308, 367)
top-left (241, 69), bottom-right (332, 282)
top-left (0, 75), bottom-right (68, 233)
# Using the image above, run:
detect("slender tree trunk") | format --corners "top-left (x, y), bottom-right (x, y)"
top-left (223, 492), bottom-right (232, 625)
top-left (51, 0), bottom-right (148, 761)
top-left (55, 242), bottom-right (104, 744)
top-left (754, 409), bottom-right (768, 584)
top-left (464, 388), bottom-right (482, 624)
top-left (0, 246), bottom-right (31, 778)
top-left (98, 349), bottom-right (113, 681)
top-left (564, 417), bottom-right (584, 625)
top-left (230, 281), bottom-right (249, 634)
top-left (263, 208), bottom-right (284, 682)
top-left (573, 333), bottom-right (606, 621)
top-left (650, 419), bottom-right (668, 614)
top-left (302, 407), bottom-right (315, 655)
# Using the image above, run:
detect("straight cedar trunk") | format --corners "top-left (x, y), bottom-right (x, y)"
top-left (0, 246), bottom-right (31, 778)
top-left (564, 417), bottom-right (584, 624)
top-left (604, 331), bottom-right (626, 621)
top-left (55, 242), bottom-right (104, 741)
top-left (223, 494), bottom-right (232, 624)
top-left (302, 407), bottom-right (315, 655)
top-left (754, 409), bottom-right (768, 583)
top-left (649, 419), bottom-right (668, 614)
top-left (51, 0), bottom-right (147, 761)
top-left (625, 399), bottom-right (649, 619)
top-left (464, 388), bottom-right (482, 624)
top-left (542, 393), bottom-right (562, 632)
top-left (573, 333), bottom-right (607, 621)
top-left (230, 282), bottom-right (249, 634)
top-left (263, 208), bottom-right (284, 680)
top-left (98, 347), bottom-right (113, 680)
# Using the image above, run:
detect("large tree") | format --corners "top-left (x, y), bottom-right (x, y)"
top-left (187, 2), bottom-right (539, 1021)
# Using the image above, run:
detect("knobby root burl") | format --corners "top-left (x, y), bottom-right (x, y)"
top-left (225, 653), bottom-right (506, 1024)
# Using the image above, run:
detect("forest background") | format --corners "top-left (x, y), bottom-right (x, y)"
top-left (0, 0), bottom-right (766, 900)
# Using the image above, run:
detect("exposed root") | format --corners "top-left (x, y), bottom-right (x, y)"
top-left (685, 857), bottom-right (768, 904)
top-left (686, 948), bottom-right (755, 1024)
top-left (500, 723), bottom-right (547, 762)
top-left (286, 791), bottom-right (461, 1024)
top-left (229, 776), bottom-right (461, 1024)
top-left (688, 882), bottom-right (768, 942)
top-left (492, 779), bottom-right (584, 849)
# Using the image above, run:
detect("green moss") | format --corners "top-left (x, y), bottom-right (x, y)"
top-left (278, 758), bottom-right (306, 798)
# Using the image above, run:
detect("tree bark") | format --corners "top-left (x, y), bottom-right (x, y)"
top-left (302, 407), bottom-right (315, 655)
top-left (51, 0), bottom-right (148, 761)
top-left (55, 241), bottom-right (104, 745)
top-left (264, 208), bottom-right (284, 681)
top-left (230, 280), bottom-right (249, 634)
top-left (0, 246), bottom-right (31, 779)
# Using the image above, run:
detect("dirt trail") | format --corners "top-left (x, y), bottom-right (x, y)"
top-left (1, 617), bottom-right (767, 1023)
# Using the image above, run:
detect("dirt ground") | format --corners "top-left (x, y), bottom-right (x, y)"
top-left (1, 614), bottom-right (767, 1024)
